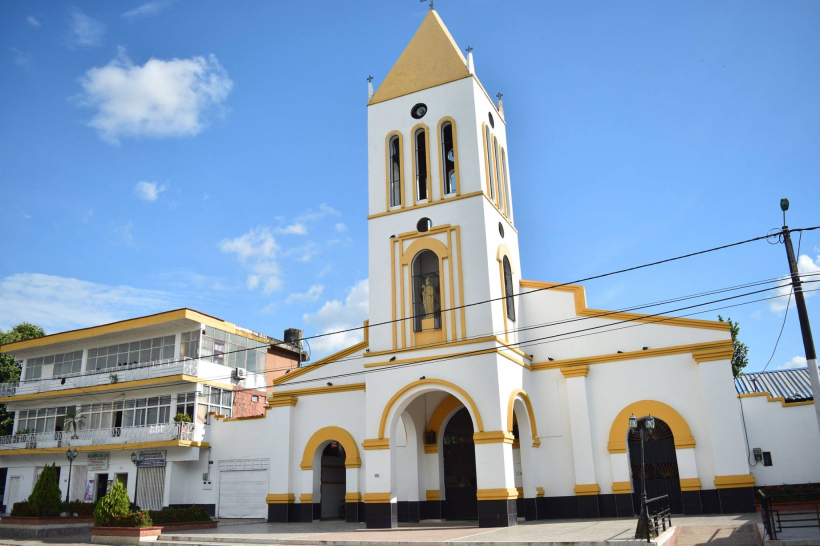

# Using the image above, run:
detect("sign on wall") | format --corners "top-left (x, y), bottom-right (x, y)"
top-left (87, 452), bottom-right (109, 471)
top-left (84, 479), bottom-right (95, 502)
top-left (138, 451), bottom-right (166, 468)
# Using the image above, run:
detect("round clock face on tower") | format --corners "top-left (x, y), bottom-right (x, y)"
top-left (411, 103), bottom-right (428, 119)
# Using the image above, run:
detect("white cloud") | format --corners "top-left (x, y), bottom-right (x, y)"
top-left (77, 48), bottom-right (233, 144)
top-left (286, 284), bottom-right (324, 305)
top-left (66, 10), bottom-right (105, 49)
top-left (274, 223), bottom-right (308, 235)
top-left (296, 203), bottom-right (339, 223)
top-left (770, 254), bottom-right (820, 312)
top-left (284, 242), bottom-right (318, 262)
top-left (115, 220), bottom-right (135, 246)
top-left (0, 273), bottom-right (169, 333)
top-left (303, 279), bottom-right (368, 356)
top-left (220, 226), bottom-right (282, 294)
top-left (133, 181), bottom-right (167, 201)
top-left (780, 356), bottom-right (807, 370)
top-left (11, 48), bottom-right (32, 67)
top-left (335, 223), bottom-right (348, 232)
top-left (27, 16), bottom-right (41, 28)
top-left (122, 0), bottom-right (173, 21)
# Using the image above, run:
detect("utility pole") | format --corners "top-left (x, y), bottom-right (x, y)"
top-left (780, 198), bottom-right (820, 435)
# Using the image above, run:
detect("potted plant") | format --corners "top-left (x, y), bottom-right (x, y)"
top-left (173, 413), bottom-right (192, 439)
top-left (91, 482), bottom-right (158, 544)
top-left (64, 410), bottom-right (85, 440)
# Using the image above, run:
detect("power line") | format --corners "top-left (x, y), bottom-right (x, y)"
top-left (762, 231), bottom-right (802, 372)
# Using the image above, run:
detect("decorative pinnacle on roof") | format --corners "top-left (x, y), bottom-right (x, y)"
top-left (420, 0), bottom-right (434, 11)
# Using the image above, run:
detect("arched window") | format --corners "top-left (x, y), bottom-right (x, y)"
top-left (412, 250), bottom-right (441, 332)
top-left (414, 128), bottom-right (429, 202)
top-left (493, 136), bottom-right (503, 210)
top-left (440, 121), bottom-right (457, 196)
top-left (388, 135), bottom-right (402, 207)
top-left (484, 126), bottom-right (495, 201)
top-left (503, 256), bottom-right (515, 321)
top-left (501, 148), bottom-right (512, 220)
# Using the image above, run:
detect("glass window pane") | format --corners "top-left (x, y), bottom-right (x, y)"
top-left (161, 346), bottom-right (174, 359)
top-left (222, 391), bottom-right (232, 407)
top-left (146, 407), bottom-right (158, 425)
top-left (90, 413), bottom-right (101, 429)
top-left (130, 342), bottom-right (140, 351)
top-left (45, 417), bottom-right (55, 431)
top-left (139, 349), bottom-right (151, 363)
top-left (136, 398), bottom-right (146, 408)
top-left (101, 413), bottom-right (112, 429)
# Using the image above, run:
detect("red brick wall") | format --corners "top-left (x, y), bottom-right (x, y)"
top-left (232, 388), bottom-right (267, 417)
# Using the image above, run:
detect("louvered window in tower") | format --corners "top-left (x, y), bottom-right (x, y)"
top-left (441, 121), bottom-right (457, 195)
top-left (414, 128), bottom-right (428, 201)
top-left (484, 126), bottom-right (495, 200)
top-left (503, 256), bottom-right (515, 321)
top-left (389, 135), bottom-right (402, 207)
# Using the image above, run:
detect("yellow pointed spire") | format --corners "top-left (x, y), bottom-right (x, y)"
top-left (368, 11), bottom-right (470, 105)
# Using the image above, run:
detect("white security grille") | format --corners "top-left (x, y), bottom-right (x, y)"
top-left (136, 466), bottom-right (165, 511)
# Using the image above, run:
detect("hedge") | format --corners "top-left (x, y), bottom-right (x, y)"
top-left (147, 506), bottom-right (211, 524)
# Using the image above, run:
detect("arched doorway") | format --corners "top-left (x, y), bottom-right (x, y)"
top-left (320, 441), bottom-right (347, 519)
top-left (443, 407), bottom-right (477, 520)
top-left (628, 417), bottom-right (683, 514)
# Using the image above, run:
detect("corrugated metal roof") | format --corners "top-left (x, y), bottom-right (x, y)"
top-left (735, 367), bottom-right (816, 401)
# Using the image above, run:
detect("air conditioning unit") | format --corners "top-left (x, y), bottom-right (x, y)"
top-left (232, 367), bottom-right (247, 380)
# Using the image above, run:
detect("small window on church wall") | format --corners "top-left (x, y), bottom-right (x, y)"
top-left (414, 128), bottom-right (428, 201)
top-left (502, 148), bottom-right (512, 220)
top-left (484, 126), bottom-right (495, 200)
top-left (441, 121), bottom-right (456, 195)
top-left (503, 256), bottom-right (515, 321)
top-left (493, 136), bottom-right (503, 210)
top-left (389, 135), bottom-right (402, 207)
top-left (412, 250), bottom-right (441, 333)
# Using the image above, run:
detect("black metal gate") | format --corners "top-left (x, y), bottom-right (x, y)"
top-left (628, 418), bottom-right (683, 514)
top-left (443, 407), bottom-right (477, 520)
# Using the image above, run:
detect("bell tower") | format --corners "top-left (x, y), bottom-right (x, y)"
top-left (366, 10), bottom-right (521, 354)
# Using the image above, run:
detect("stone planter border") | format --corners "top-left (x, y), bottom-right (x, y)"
top-left (156, 520), bottom-right (217, 532)
top-left (91, 526), bottom-right (162, 544)
top-left (1, 516), bottom-right (95, 525)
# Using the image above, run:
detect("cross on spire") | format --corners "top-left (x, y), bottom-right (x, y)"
top-left (466, 46), bottom-right (473, 53)
top-left (419, 0), bottom-right (433, 10)
top-left (367, 75), bottom-right (373, 83)
top-left (496, 92), bottom-right (503, 100)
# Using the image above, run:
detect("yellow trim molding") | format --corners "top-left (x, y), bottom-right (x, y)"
top-left (437, 117), bottom-right (460, 199)
top-left (692, 344), bottom-right (736, 363)
top-left (0, 308), bottom-right (269, 353)
top-left (299, 493), bottom-right (312, 504)
top-left (560, 365), bottom-right (589, 378)
top-left (425, 489), bottom-right (440, 501)
top-left (266, 494), bottom-right (295, 504)
top-left (364, 346), bottom-right (528, 370)
top-left (477, 488), bottom-right (518, 501)
top-left (425, 394), bottom-right (463, 454)
top-left (267, 396), bottom-right (298, 408)
top-left (506, 389), bottom-right (540, 448)
top-left (714, 474), bottom-right (755, 489)
top-left (273, 340), bottom-right (367, 386)
top-left (0, 439), bottom-right (209, 457)
top-left (574, 484), bottom-right (601, 496)
top-left (367, 190), bottom-right (484, 220)
top-left (361, 438), bottom-right (390, 450)
top-left (516, 487), bottom-right (524, 499)
top-left (680, 478), bottom-right (702, 491)
top-left (273, 383), bottom-right (366, 399)
top-left (473, 431), bottom-right (514, 444)
top-left (379, 378), bottom-right (483, 438)
top-left (300, 426), bottom-right (362, 470)
top-left (344, 492), bottom-right (362, 503)
top-left (612, 481), bottom-right (632, 495)
top-left (536, 487), bottom-right (545, 498)
top-left (533, 339), bottom-right (735, 373)
top-left (363, 493), bottom-right (392, 504)
top-left (738, 391), bottom-right (815, 407)
top-left (608, 400), bottom-right (696, 454)
top-left (520, 280), bottom-right (731, 332)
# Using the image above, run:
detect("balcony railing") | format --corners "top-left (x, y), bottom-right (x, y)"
top-left (0, 422), bottom-right (203, 450)
top-left (0, 358), bottom-right (199, 398)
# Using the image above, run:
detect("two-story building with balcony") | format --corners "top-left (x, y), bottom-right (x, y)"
top-left (0, 308), bottom-right (304, 514)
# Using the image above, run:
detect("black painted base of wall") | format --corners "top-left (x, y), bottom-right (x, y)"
top-left (268, 503), bottom-right (299, 523)
top-left (577, 495), bottom-right (600, 518)
top-left (366, 502), bottom-right (398, 529)
top-left (420, 500), bottom-right (444, 520)
top-left (477, 499), bottom-right (517, 528)
top-left (682, 487), bottom-right (755, 515)
top-left (169, 503), bottom-right (216, 517)
top-left (397, 501), bottom-right (420, 523)
top-left (524, 498), bottom-right (539, 521)
top-left (345, 502), bottom-right (366, 523)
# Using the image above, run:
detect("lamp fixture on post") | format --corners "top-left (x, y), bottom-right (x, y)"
top-left (130, 451), bottom-right (145, 511)
top-left (64, 448), bottom-right (78, 505)
top-left (630, 413), bottom-right (657, 541)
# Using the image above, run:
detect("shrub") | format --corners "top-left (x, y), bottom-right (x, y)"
top-left (93, 482), bottom-right (131, 527)
top-left (110, 511), bottom-right (153, 528)
top-left (173, 413), bottom-right (192, 423)
top-left (66, 499), bottom-right (97, 517)
top-left (147, 505), bottom-right (211, 524)
top-left (10, 500), bottom-right (33, 517)
top-left (26, 464), bottom-right (62, 517)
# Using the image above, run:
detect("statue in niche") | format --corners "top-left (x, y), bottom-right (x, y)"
top-left (421, 277), bottom-right (436, 318)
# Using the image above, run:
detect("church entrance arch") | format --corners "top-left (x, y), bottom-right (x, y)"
top-left (319, 442), bottom-right (347, 519)
top-left (443, 407), bottom-right (478, 521)
top-left (628, 417), bottom-right (683, 514)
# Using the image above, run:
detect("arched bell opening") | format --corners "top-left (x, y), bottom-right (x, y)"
top-left (628, 417), bottom-right (683, 514)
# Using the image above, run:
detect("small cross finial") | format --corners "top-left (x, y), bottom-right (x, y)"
top-left (466, 46), bottom-right (473, 54)
top-left (496, 92), bottom-right (503, 100)
top-left (420, 0), bottom-right (433, 10)
top-left (367, 75), bottom-right (373, 83)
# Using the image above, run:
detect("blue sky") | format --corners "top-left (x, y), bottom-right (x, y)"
top-left (1, 1), bottom-right (818, 370)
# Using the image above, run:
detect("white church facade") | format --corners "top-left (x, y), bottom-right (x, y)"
top-left (2, 8), bottom-right (819, 530)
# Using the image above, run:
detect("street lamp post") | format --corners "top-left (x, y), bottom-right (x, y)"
top-left (130, 452), bottom-right (145, 511)
top-left (629, 413), bottom-right (656, 541)
top-left (64, 448), bottom-right (78, 506)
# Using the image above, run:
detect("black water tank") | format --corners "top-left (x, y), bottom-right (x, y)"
top-left (284, 328), bottom-right (303, 349)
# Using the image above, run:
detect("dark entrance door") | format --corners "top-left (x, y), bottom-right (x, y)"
top-left (96, 473), bottom-right (109, 502)
top-left (443, 408), bottom-right (477, 520)
top-left (628, 418), bottom-right (683, 514)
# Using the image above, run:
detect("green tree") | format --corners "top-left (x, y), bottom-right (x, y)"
top-left (27, 463), bottom-right (63, 517)
top-left (718, 315), bottom-right (748, 377)
top-left (93, 481), bottom-right (131, 526)
top-left (0, 323), bottom-right (46, 435)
